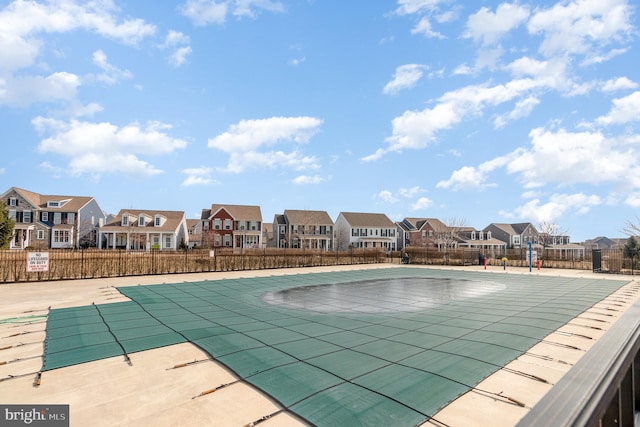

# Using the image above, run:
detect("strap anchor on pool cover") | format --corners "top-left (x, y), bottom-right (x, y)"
top-left (244, 409), bottom-right (284, 427)
top-left (191, 380), bottom-right (239, 399)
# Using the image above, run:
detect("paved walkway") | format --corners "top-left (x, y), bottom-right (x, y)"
top-left (0, 264), bottom-right (636, 426)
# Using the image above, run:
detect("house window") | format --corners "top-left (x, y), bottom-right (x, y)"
top-left (487, 231), bottom-right (491, 239)
top-left (513, 235), bottom-right (521, 245)
top-left (53, 212), bottom-right (61, 225)
top-left (224, 219), bottom-right (231, 230)
top-left (9, 197), bottom-right (17, 206)
top-left (224, 235), bottom-right (231, 246)
top-left (138, 215), bottom-right (145, 227)
top-left (67, 212), bottom-right (74, 225)
top-left (250, 221), bottom-right (257, 231)
top-left (471, 231), bottom-right (476, 240)
top-left (23, 211), bottom-right (31, 223)
top-left (47, 201), bottom-right (59, 208)
top-left (155, 215), bottom-right (161, 226)
top-left (54, 230), bottom-right (70, 243)
top-left (214, 219), bottom-right (221, 230)
top-left (37, 230), bottom-right (44, 240)
top-left (122, 214), bottom-right (129, 226)
top-left (42, 212), bottom-right (49, 222)
top-left (164, 236), bottom-right (171, 248)
top-left (8, 210), bottom-right (16, 220)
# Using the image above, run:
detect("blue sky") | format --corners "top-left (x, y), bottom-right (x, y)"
top-left (0, 0), bottom-right (638, 242)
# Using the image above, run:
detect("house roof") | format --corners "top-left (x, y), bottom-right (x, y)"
top-left (186, 219), bottom-right (200, 231)
top-left (100, 209), bottom-right (186, 233)
top-left (3, 187), bottom-right (95, 212)
top-left (486, 222), bottom-right (537, 235)
top-left (283, 209), bottom-right (333, 225)
top-left (339, 212), bottom-right (394, 227)
top-left (209, 204), bottom-right (262, 221)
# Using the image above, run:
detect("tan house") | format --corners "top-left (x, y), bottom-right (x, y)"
top-left (200, 204), bottom-right (263, 249)
top-left (98, 209), bottom-right (188, 250)
top-left (1, 187), bottom-right (105, 249)
top-left (273, 209), bottom-right (334, 250)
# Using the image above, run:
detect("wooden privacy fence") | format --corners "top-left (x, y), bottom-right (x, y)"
top-left (0, 248), bottom-right (385, 283)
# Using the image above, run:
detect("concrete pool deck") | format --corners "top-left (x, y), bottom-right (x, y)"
top-left (1, 264), bottom-right (637, 426)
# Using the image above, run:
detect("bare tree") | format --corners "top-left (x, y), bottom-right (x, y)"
top-left (438, 217), bottom-right (467, 250)
top-left (537, 222), bottom-right (568, 260)
top-left (622, 218), bottom-right (640, 237)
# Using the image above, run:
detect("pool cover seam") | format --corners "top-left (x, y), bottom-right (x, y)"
top-left (133, 280), bottom-right (551, 420)
top-left (131, 284), bottom-right (441, 426)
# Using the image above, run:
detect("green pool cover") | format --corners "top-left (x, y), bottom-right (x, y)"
top-left (42, 268), bottom-right (629, 426)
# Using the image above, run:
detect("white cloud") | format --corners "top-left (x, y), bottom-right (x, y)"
top-left (292, 174), bottom-right (323, 185)
top-left (464, 3), bottom-right (529, 46)
top-left (90, 50), bottom-right (133, 85)
top-left (411, 17), bottom-right (444, 38)
top-left (527, 0), bottom-right (633, 59)
top-left (180, 0), bottom-right (284, 25)
top-left (159, 30), bottom-right (192, 67)
top-left (436, 154), bottom-right (510, 191)
top-left (399, 186), bottom-right (424, 198)
top-left (0, 72), bottom-right (80, 107)
top-left (0, 1), bottom-right (155, 107)
top-left (208, 116), bottom-right (322, 173)
top-left (233, 0), bottom-right (284, 18)
top-left (394, 0), bottom-right (446, 16)
top-left (34, 118), bottom-right (187, 178)
top-left (170, 46), bottom-right (193, 67)
top-left (596, 91), bottom-right (640, 125)
top-left (494, 96), bottom-right (540, 128)
top-left (366, 77), bottom-right (547, 161)
top-left (602, 77), bottom-right (638, 92)
top-left (383, 64), bottom-right (426, 95)
top-left (509, 193), bottom-right (601, 223)
top-left (179, 0), bottom-right (228, 26)
top-left (182, 167), bottom-right (216, 186)
top-left (411, 197), bottom-right (433, 211)
top-left (507, 127), bottom-right (639, 188)
top-left (375, 190), bottom-right (398, 204)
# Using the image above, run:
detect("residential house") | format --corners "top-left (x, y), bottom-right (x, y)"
top-left (200, 204), bottom-right (262, 249)
top-left (98, 209), bottom-right (188, 250)
top-left (583, 236), bottom-right (626, 250)
top-left (334, 212), bottom-right (396, 251)
top-left (483, 222), bottom-right (540, 250)
top-left (396, 218), bottom-right (451, 249)
top-left (186, 219), bottom-right (203, 248)
top-left (1, 187), bottom-right (105, 249)
top-left (273, 209), bottom-right (334, 250)
top-left (454, 227), bottom-right (508, 257)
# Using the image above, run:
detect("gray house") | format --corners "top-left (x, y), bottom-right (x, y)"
top-left (1, 187), bottom-right (105, 249)
top-left (483, 222), bottom-right (540, 249)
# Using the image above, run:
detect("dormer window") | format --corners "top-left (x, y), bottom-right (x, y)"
top-left (471, 231), bottom-right (476, 240)
top-left (47, 199), bottom-right (69, 208)
top-left (154, 215), bottom-right (161, 227)
top-left (487, 231), bottom-right (491, 240)
top-left (138, 215), bottom-right (145, 227)
top-left (122, 214), bottom-right (129, 226)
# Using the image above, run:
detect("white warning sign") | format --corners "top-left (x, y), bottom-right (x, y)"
top-left (27, 252), bottom-right (50, 272)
